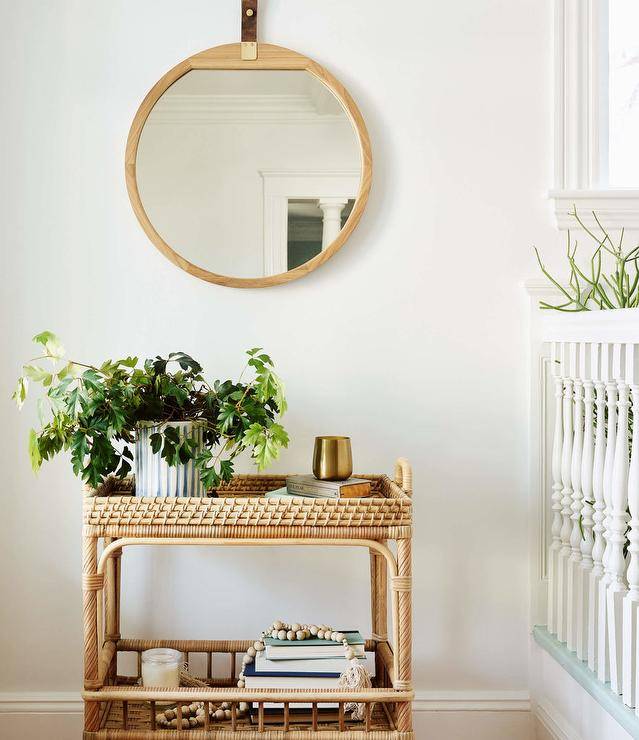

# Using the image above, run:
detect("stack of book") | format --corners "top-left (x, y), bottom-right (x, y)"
top-left (245, 630), bottom-right (373, 724)
top-left (265, 475), bottom-right (373, 500)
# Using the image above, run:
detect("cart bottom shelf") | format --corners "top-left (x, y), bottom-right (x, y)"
top-left (95, 700), bottom-right (402, 737)
top-left (83, 639), bottom-right (413, 737)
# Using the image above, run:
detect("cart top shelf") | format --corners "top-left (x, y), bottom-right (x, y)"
top-left (83, 472), bottom-right (412, 541)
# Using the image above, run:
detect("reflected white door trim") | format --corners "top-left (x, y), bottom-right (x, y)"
top-left (260, 169), bottom-right (360, 276)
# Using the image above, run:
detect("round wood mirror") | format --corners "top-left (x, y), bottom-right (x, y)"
top-left (126, 44), bottom-right (372, 288)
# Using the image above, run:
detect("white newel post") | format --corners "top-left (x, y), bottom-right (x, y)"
top-left (578, 342), bottom-right (595, 660)
top-left (598, 344), bottom-right (617, 682)
top-left (319, 198), bottom-right (348, 249)
top-left (624, 348), bottom-right (639, 709)
top-left (589, 344), bottom-right (606, 671)
top-left (568, 343), bottom-right (584, 652)
top-left (608, 344), bottom-right (630, 695)
top-left (558, 342), bottom-right (575, 643)
top-left (548, 342), bottom-right (565, 635)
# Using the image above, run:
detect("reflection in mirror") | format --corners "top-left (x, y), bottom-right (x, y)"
top-left (287, 199), bottom-right (355, 270)
top-left (136, 70), bottom-right (362, 279)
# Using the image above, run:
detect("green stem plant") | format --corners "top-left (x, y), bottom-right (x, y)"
top-left (534, 208), bottom-right (639, 311)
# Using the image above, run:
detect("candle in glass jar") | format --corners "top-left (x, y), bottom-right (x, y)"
top-left (141, 648), bottom-right (182, 688)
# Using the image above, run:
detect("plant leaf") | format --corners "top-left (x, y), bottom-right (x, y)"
top-left (12, 376), bottom-right (28, 409)
top-left (33, 331), bottom-right (65, 360)
top-left (28, 429), bottom-right (42, 472)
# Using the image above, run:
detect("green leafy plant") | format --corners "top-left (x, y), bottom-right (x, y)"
top-left (13, 332), bottom-right (289, 490)
top-left (535, 208), bottom-right (639, 311)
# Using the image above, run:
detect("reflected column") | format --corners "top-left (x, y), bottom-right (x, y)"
top-left (319, 198), bottom-right (348, 249)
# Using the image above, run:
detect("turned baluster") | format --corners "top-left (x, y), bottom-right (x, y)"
top-left (598, 344), bottom-right (617, 682)
top-left (567, 343), bottom-right (584, 651)
top-left (548, 341), bottom-right (565, 636)
top-left (623, 346), bottom-right (639, 708)
top-left (557, 342), bottom-right (575, 643)
top-left (608, 344), bottom-right (630, 695)
top-left (589, 344), bottom-right (606, 671)
top-left (577, 342), bottom-right (595, 660)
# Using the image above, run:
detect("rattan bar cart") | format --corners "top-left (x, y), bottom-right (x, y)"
top-left (81, 458), bottom-right (414, 738)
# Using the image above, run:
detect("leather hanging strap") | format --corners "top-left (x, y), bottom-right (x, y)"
top-left (241, 0), bottom-right (258, 60)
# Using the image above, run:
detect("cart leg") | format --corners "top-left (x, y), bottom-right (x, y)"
top-left (104, 538), bottom-right (120, 642)
top-left (83, 533), bottom-right (101, 732)
top-left (370, 544), bottom-right (388, 682)
top-left (115, 544), bottom-right (122, 634)
top-left (394, 538), bottom-right (412, 732)
top-left (112, 544), bottom-right (122, 683)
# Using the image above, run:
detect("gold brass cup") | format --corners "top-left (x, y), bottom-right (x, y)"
top-left (312, 436), bottom-right (353, 481)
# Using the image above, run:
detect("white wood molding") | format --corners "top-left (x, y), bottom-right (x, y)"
top-left (540, 307), bottom-right (639, 343)
top-left (550, 0), bottom-right (639, 229)
top-left (527, 279), bottom-right (563, 627)
top-left (540, 354), bottom-right (553, 585)
top-left (524, 279), bottom-right (564, 303)
top-left (554, 0), bottom-right (604, 191)
top-left (534, 699), bottom-right (582, 740)
top-left (0, 692), bottom-right (83, 714)
top-left (146, 94), bottom-right (348, 125)
top-left (412, 690), bottom-right (530, 712)
top-left (549, 190), bottom-right (639, 230)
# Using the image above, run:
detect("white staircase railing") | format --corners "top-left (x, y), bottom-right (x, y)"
top-left (543, 309), bottom-right (639, 711)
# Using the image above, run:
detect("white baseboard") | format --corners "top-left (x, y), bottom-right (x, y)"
top-left (0, 692), bottom-right (83, 714)
top-left (533, 699), bottom-right (581, 740)
top-left (413, 690), bottom-right (530, 712)
top-left (0, 689), bottom-right (530, 715)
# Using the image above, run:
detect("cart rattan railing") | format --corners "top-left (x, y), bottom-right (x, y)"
top-left (81, 459), bottom-right (413, 738)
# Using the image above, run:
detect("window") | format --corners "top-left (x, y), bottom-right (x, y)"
top-left (604, 0), bottom-right (639, 187)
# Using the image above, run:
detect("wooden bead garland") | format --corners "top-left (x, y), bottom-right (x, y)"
top-left (154, 670), bottom-right (247, 728)
top-left (156, 619), bottom-right (371, 728)
top-left (155, 700), bottom-right (250, 729)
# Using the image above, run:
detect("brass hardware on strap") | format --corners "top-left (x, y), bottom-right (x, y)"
top-left (241, 0), bottom-right (258, 60)
top-left (83, 573), bottom-right (105, 591)
top-left (391, 575), bottom-right (412, 592)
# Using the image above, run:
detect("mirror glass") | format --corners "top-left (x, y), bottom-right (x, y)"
top-left (136, 70), bottom-right (363, 279)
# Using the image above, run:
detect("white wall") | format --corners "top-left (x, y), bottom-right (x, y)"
top-left (0, 0), bottom-right (557, 737)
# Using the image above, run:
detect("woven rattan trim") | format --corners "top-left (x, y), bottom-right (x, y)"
top-left (83, 524), bottom-right (413, 540)
top-left (83, 498), bottom-right (411, 537)
top-left (390, 576), bottom-right (411, 592)
top-left (392, 680), bottom-right (412, 691)
top-left (83, 574), bottom-right (105, 591)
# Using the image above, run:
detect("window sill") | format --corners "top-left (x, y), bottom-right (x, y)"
top-left (549, 190), bottom-right (639, 230)
top-left (533, 626), bottom-right (639, 738)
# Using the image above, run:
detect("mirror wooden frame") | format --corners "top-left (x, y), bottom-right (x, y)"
top-left (125, 43), bottom-right (372, 288)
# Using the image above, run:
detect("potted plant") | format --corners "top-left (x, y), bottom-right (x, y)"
top-left (13, 332), bottom-right (289, 496)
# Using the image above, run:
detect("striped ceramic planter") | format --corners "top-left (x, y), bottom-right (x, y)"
top-left (135, 421), bottom-right (206, 498)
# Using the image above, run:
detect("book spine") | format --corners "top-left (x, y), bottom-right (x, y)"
top-left (287, 481), bottom-right (339, 497)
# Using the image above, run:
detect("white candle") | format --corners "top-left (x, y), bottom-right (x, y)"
top-left (141, 648), bottom-right (182, 688)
